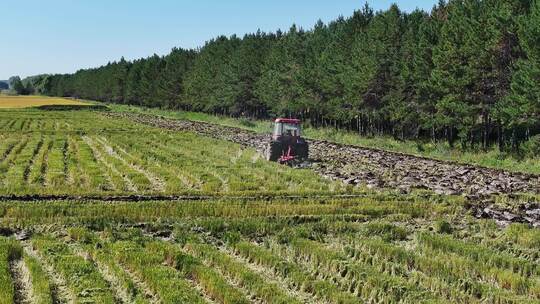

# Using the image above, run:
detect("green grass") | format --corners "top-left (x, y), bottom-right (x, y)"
top-left (24, 253), bottom-right (54, 304)
top-left (0, 237), bottom-right (21, 304)
top-left (0, 193), bottom-right (454, 227)
top-left (0, 108), bottom-right (343, 196)
top-left (232, 240), bottom-right (360, 304)
top-left (0, 193), bottom-right (537, 303)
top-left (168, 243), bottom-right (250, 304)
top-left (184, 241), bottom-right (302, 304)
top-left (110, 240), bottom-right (208, 303)
top-left (107, 103), bottom-right (540, 175)
top-left (0, 104), bottom-right (537, 303)
top-left (270, 237), bottom-right (439, 303)
top-left (32, 235), bottom-right (117, 303)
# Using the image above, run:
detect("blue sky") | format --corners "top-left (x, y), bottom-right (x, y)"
top-left (0, 1), bottom-right (438, 79)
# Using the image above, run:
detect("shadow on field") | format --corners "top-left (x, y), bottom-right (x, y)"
top-left (34, 104), bottom-right (110, 111)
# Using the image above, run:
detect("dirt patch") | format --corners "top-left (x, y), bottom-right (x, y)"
top-left (470, 198), bottom-right (540, 228)
top-left (34, 104), bottom-right (109, 111)
top-left (10, 258), bottom-right (34, 304)
top-left (0, 193), bottom-right (369, 202)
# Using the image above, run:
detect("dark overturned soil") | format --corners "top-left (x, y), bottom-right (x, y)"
top-left (104, 112), bottom-right (540, 227)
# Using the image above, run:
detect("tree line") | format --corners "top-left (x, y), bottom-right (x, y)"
top-left (4, 76), bottom-right (49, 95)
top-left (30, 0), bottom-right (540, 150)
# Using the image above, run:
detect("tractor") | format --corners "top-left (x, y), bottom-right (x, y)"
top-left (265, 118), bottom-right (309, 164)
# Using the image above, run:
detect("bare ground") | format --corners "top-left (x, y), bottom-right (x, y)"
top-left (10, 258), bottom-right (34, 304)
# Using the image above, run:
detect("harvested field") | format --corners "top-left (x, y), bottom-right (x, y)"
top-left (104, 112), bottom-right (540, 197)
top-left (0, 195), bottom-right (539, 303)
top-left (102, 112), bottom-right (540, 227)
top-left (0, 109), bottom-right (340, 197)
top-left (0, 96), bottom-right (89, 109)
top-left (0, 104), bottom-right (538, 303)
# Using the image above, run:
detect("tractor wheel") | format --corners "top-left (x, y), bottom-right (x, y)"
top-left (265, 141), bottom-right (282, 162)
top-left (296, 142), bottom-right (309, 160)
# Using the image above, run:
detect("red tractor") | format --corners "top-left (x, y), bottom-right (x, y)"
top-left (265, 118), bottom-right (309, 164)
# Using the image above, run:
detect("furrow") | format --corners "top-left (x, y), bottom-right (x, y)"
top-left (39, 140), bottom-right (53, 187)
top-left (82, 135), bottom-right (133, 192)
top-left (119, 263), bottom-right (160, 304)
top-left (22, 242), bottom-right (75, 304)
top-left (10, 258), bottom-right (34, 304)
top-left (96, 136), bottom-right (166, 192)
top-left (0, 140), bottom-right (20, 163)
top-left (72, 248), bottom-right (130, 304)
top-left (22, 137), bottom-right (44, 184)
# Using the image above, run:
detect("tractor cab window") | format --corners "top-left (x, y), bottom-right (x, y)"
top-left (275, 122), bottom-right (301, 137)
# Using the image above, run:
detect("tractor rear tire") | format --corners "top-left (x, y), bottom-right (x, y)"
top-left (266, 141), bottom-right (282, 162)
top-left (296, 142), bottom-right (309, 160)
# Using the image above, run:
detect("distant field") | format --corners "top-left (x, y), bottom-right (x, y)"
top-left (0, 95), bottom-right (88, 108)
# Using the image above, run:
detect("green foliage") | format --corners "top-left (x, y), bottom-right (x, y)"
top-left (38, 1), bottom-right (540, 150)
top-left (68, 227), bottom-right (96, 244)
top-left (521, 135), bottom-right (540, 157)
top-left (505, 223), bottom-right (540, 249)
top-left (498, 0), bottom-right (540, 150)
top-left (434, 220), bottom-right (453, 234)
top-left (8, 76), bottom-right (26, 95)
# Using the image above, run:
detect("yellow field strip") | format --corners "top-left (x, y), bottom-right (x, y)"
top-left (0, 95), bottom-right (89, 108)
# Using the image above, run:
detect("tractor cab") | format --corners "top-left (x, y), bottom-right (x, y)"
top-left (273, 118), bottom-right (302, 140)
top-left (266, 118), bottom-right (309, 164)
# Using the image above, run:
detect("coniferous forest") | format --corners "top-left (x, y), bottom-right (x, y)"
top-left (34, 0), bottom-right (540, 150)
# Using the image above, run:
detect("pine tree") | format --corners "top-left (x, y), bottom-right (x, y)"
top-left (497, 0), bottom-right (540, 149)
top-left (431, 0), bottom-right (479, 146)
top-left (9, 76), bottom-right (25, 95)
top-left (255, 25), bottom-right (306, 118)
top-left (125, 59), bottom-right (144, 105)
top-left (226, 32), bottom-right (273, 117)
top-left (38, 1), bottom-right (540, 149)
top-left (157, 48), bottom-right (196, 109)
top-left (138, 55), bottom-right (164, 107)
top-left (111, 58), bottom-right (129, 103)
